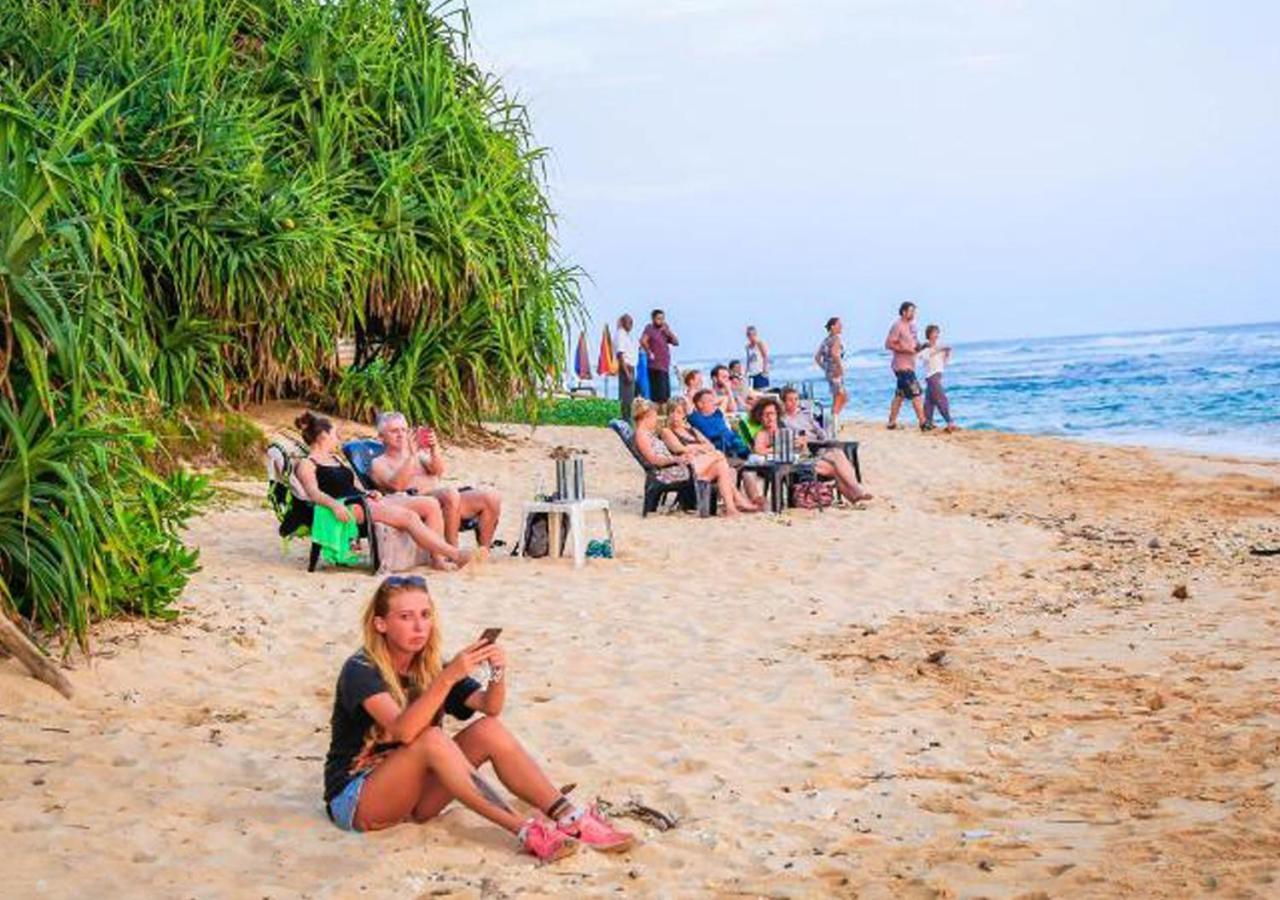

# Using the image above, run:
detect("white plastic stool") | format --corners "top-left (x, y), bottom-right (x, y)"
top-left (521, 497), bottom-right (614, 568)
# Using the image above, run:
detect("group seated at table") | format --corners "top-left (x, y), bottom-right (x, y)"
top-left (631, 398), bottom-right (763, 516)
top-left (749, 395), bottom-right (873, 504)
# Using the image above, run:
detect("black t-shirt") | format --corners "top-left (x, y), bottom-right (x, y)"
top-left (323, 650), bottom-right (480, 802)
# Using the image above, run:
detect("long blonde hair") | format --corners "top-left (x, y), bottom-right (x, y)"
top-left (360, 578), bottom-right (442, 708)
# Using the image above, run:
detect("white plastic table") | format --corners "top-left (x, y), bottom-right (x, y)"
top-left (520, 497), bottom-right (614, 568)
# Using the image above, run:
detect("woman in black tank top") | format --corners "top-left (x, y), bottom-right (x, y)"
top-left (312, 459), bottom-right (361, 499)
top-left (294, 412), bottom-right (471, 570)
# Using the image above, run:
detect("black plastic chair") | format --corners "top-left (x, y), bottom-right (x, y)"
top-left (609, 419), bottom-right (708, 516)
top-left (341, 439), bottom-right (483, 541)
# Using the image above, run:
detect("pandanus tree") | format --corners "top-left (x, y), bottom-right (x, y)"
top-left (0, 0), bottom-right (579, 640)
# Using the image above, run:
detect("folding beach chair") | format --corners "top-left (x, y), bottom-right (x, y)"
top-left (264, 434), bottom-right (379, 572)
top-left (608, 419), bottom-right (709, 516)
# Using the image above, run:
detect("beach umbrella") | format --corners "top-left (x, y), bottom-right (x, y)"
top-left (597, 325), bottom-right (617, 398)
top-left (635, 350), bottom-right (651, 399)
top-left (597, 325), bottom-right (617, 376)
top-left (574, 331), bottom-right (592, 383)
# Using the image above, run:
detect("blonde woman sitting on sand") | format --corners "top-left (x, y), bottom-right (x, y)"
top-left (324, 575), bottom-right (634, 860)
top-left (750, 396), bottom-right (873, 504)
top-left (293, 412), bottom-right (471, 570)
top-left (632, 397), bottom-right (762, 515)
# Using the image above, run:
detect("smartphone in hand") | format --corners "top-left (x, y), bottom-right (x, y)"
top-left (478, 627), bottom-right (503, 646)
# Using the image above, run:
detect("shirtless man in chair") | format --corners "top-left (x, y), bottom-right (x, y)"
top-left (370, 411), bottom-right (502, 552)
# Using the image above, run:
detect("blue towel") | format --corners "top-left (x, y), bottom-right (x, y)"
top-left (635, 350), bottom-right (650, 399)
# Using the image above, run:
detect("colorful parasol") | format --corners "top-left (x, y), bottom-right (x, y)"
top-left (597, 324), bottom-right (617, 376)
top-left (574, 331), bottom-right (592, 381)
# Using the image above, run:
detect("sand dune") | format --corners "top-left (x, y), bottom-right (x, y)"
top-left (3, 415), bottom-right (1278, 897)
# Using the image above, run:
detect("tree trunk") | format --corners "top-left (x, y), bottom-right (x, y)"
top-left (0, 616), bottom-right (73, 699)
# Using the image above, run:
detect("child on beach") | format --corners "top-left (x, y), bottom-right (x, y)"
top-left (323, 575), bottom-right (633, 861)
top-left (918, 325), bottom-right (955, 432)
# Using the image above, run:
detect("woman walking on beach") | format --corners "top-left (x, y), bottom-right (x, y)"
top-left (815, 317), bottom-right (848, 426)
top-left (324, 576), bottom-right (634, 860)
top-left (745, 325), bottom-right (770, 390)
top-left (919, 324), bottom-right (956, 432)
top-left (293, 412), bottom-right (470, 570)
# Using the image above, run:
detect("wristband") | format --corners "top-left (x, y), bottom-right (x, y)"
top-left (489, 666), bottom-right (505, 684)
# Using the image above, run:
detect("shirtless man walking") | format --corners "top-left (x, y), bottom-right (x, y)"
top-left (370, 411), bottom-right (502, 550)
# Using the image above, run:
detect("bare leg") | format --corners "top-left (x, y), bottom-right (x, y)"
top-left (371, 503), bottom-right (468, 569)
top-left (819, 453), bottom-right (871, 502)
top-left (911, 394), bottom-right (927, 426)
top-left (833, 386), bottom-right (847, 420)
top-left (431, 486), bottom-right (463, 546)
top-left (719, 460), bottom-right (761, 514)
top-left (354, 727), bottom-right (525, 833)
top-left (459, 489), bottom-right (501, 548)
top-left (413, 717), bottom-right (562, 822)
top-left (382, 493), bottom-right (447, 536)
top-left (888, 393), bottom-right (904, 427)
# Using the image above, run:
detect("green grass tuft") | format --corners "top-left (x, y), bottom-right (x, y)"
top-left (495, 397), bottom-right (619, 428)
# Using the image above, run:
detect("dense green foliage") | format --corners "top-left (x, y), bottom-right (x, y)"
top-left (0, 0), bottom-right (577, 640)
top-left (496, 397), bottom-right (619, 429)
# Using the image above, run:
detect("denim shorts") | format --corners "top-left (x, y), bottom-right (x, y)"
top-left (327, 770), bottom-right (370, 832)
top-left (894, 369), bottom-right (922, 399)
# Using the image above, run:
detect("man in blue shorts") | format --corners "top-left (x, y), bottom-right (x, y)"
top-left (884, 301), bottom-right (928, 430)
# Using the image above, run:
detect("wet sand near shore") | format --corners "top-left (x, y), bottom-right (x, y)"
top-left (2, 412), bottom-right (1277, 898)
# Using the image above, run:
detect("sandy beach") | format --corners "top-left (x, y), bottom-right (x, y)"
top-left (3, 410), bottom-right (1278, 898)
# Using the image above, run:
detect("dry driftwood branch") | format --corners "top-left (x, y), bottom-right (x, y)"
top-left (0, 615), bottom-right (73, 699)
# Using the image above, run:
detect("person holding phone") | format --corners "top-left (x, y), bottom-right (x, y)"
top-left (292, 412), bottom-right (471, 570)
top-left (323, 575), bottom-right (634, 859)
top-left (371, 411), bottom-right (502, 551)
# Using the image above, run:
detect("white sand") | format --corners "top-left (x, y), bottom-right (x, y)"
top-left (3, 415), bottom-right (1278, 897)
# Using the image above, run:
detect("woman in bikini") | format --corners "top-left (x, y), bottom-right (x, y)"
top-left (632, 398), bottom-right (761, 515)
top-left (324, 575), bottom-right (634, 861)
top-left (293, 411), bottom-right (470, 570)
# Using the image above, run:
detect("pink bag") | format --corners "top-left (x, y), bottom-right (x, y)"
top-left (790, 480), bottom-right (835, 510)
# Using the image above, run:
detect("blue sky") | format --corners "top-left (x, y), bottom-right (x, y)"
top-left (470, 1), bottom-right (1280, 359)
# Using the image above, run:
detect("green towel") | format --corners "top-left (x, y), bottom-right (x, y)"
top-left (311, 504), bottom-right (364, 566)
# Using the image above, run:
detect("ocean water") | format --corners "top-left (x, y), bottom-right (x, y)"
top-left (673, 321), bottom-right (1280, 459)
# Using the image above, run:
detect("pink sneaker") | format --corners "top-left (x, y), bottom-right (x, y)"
top-left (520, 818), bottom-right (577, 863)
top-left (558, 805), bottom-right (636, 852)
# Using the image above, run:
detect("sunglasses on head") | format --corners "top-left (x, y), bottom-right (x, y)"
top-left (382, 574), bottom-right (428, 589)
